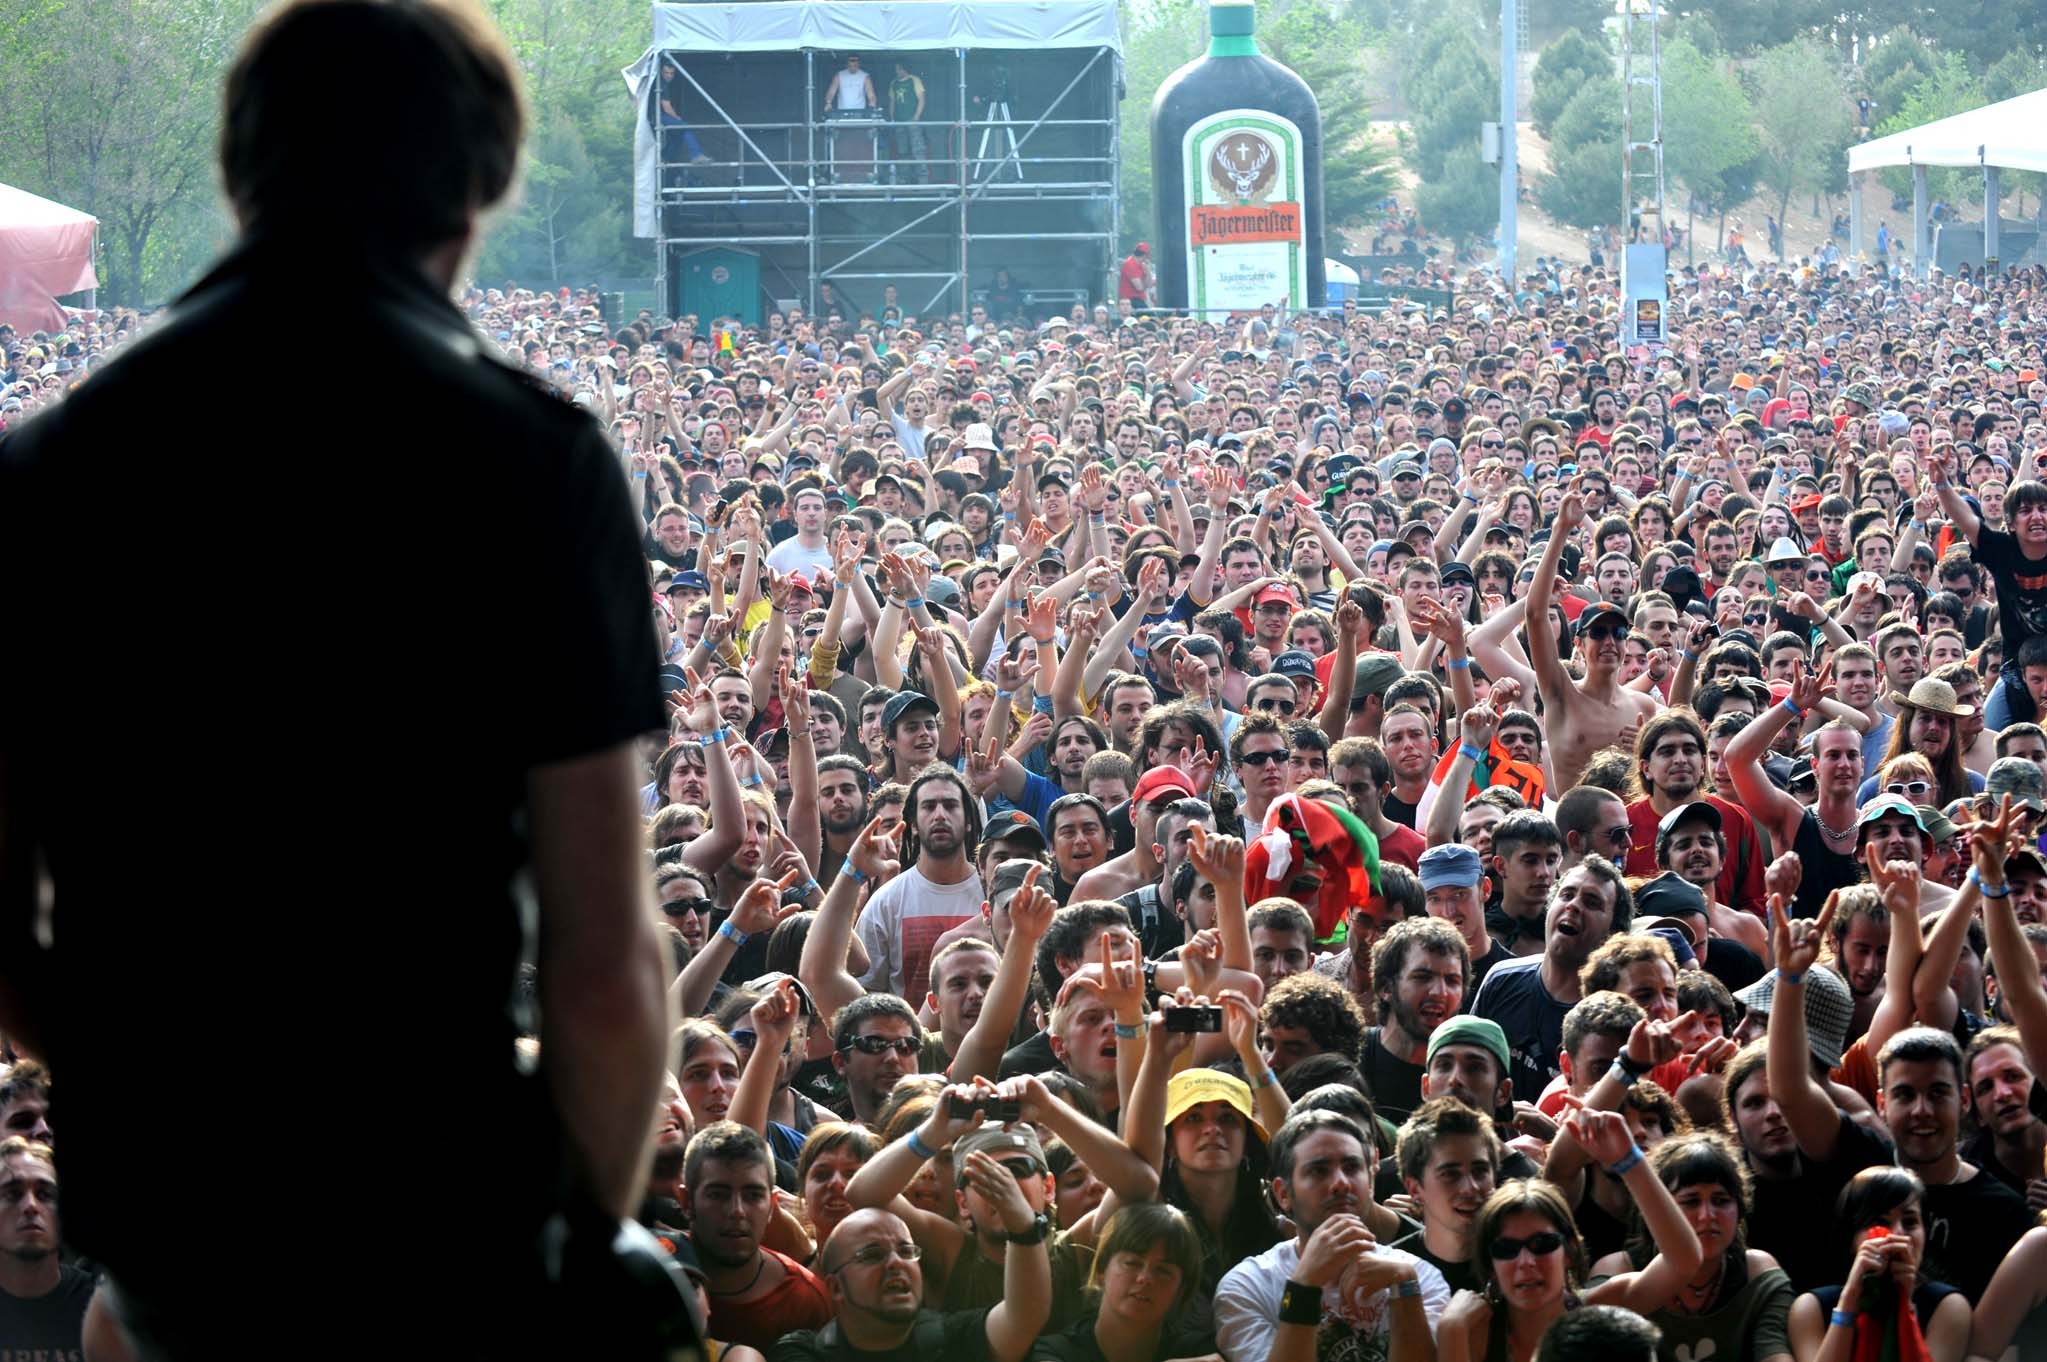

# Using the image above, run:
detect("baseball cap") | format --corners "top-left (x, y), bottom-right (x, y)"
top-left (1164, 1069), bottom-right (1265, 1140)
top-left (667, 570), bottom-right (711, 594)
top-left (1856, 794), bottom-right (1929, 834)
top-left (1132, 766), bottom-right (1198, 806)
top-left (1254, 584), bottom-right (1298, 610)
top-left (1633, 871), bottom-right (1708, 922)
top-left (1985, 757), bottom-right (2047, 812)
top-left (1272, 650), bottom-right (1318, 681)
top-left (881, 690), bottom-right (940, 733)
top-left (1417, 843), bottom-right (1483, 891)
top-left (985, 809), bottom-right (1048, 851)
top-left (1426, 1015), bottom-right (1510, 1076)
top-left (1735, 966), bottom-right (1855, 1070)
top-left (1655, 801), bottom-right (1723, 860)
top-left (954, 1122), bottom-right (1047, 1177)
top-left (1352, 654), bottom-right (1405, 704)
top-left (1439, 562), bottom-right (1476, 589)
top-left (1577, 601), bottom-right (1629, 634)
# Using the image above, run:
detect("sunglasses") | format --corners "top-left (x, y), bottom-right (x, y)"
top-left (1584, 623), bottom-right (1629, 641)
top-left (661, 896), bottom-right (714, 918)
top-left (1238, 749), bottom-right (1289, 767)
top-left (1254, 698), bottom-right (1298, 715)
top-left (840, 1034), bottom-right (922, 1056)
top-left (1489, 1231), bottom-right (1567, 1260)
top-left (1886, 780), bottom-right (1933, 798)
top-left (1480, 439), bottom-right (1505, 450)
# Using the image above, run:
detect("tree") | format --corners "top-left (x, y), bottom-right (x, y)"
top-left (1658, 38), bottom-right (1757, 252)
top-left (1857, 28), bottom-right (1935, 131)
top-left (1415, 145), bottom-right (1498, 252)
top-left (1530, 29), bottom-right (1611, 141)
top-left (1872, 52), bottom-right (1987, 208)
top-left (1535, 79), bottom-right (1621, 229)
top-left (1751, 39), bottom-right (1852, 234)
top-left (1408, 15), bottom-right (1494, 183)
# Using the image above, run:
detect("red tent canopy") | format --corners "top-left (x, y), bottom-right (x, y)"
top-left (0, 183), bottom-right (97, 334)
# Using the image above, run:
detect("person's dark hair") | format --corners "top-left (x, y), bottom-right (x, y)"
top-left (0, 1061), bottom-right (50, 1111)
top-left (1876, 1025), bottom-right (1965, 1091)
top-left (1535, 1306), bottom-right (1662, 1362)
top-left (830, 992), bottom-right (920, 1051)
top-left (1268, 1108), bottom-right (1369, 1184)
top-left (1380, 861), bottom-right (1424, 919)
top-left (1832, 1165), bottom-right (1925, 1276)
top-left (795, 1121), bottom-right (878, 1190)
top-left (1618, 1131), bottom-right (1748, 1269)
top-left (900, 764), bottom-right (983, 866)
top-left (1491, 810), bottom-right (1563, 864)
top-left (1369, 918), bottom-right (1470, 1024)
top-left (1678, 968), bottom-right (1737, 1037)
top-left (1083, 1204), bottom-right (1206, 1310)
top-left (221, 0), bottom-right (525, 256)
top-left (1260, 972), bottom-right (1367, 1062)
top-left (683, 1119), bottom-right (773, 1193)
top-left (1396, 1094), bottom-right (1503, 1187)
top-left (1036, 902), bottom-right (1134, 999)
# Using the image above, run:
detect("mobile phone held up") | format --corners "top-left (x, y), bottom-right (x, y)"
top-left (1163, 1005), bottom-right (1224, 1033)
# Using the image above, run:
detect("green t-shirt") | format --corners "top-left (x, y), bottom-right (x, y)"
top-left (890, 75), bottom-right (923, 122)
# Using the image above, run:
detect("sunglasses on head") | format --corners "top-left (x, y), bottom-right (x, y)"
top-left (841, 1034), bottom-right (921, 1056)
top-left (1489, 1231), bottom-right (1567, 1260)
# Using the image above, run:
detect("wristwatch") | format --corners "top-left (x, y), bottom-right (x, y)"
top-left (1005, 1211), bottom-right (1054, 1246)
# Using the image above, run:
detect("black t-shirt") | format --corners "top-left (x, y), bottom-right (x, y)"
top-left (0, 241), bottom-right (667, 1302)
top-left (0, 1266), bottom-right (94, 1360)
top-left (1391, 1228), bottom-right (1479, 1295)
top-left (1922, 1167), bottom-right (2033, 1302)
top-left (1975, 527), bottom-right (2047, 658)
top-left (1746, 1114), bottom-right (1893, 1292)
top-left (770, 1308), bottom-right (993, 1362)
top-left (1358, 1027), bottom-right (1425, 1124)
top-left (1383, 791), bottom-right (1420, 830)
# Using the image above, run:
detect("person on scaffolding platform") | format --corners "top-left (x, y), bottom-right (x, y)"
top-left (889, 60), bottom-right (929, 185)
top-left (657, 58), bottom-right (711, 166)
top-left (822, 52), bottom-right (878, 184)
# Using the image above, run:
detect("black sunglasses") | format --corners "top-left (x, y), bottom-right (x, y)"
top-left (662, 897), bottom-right (714, 918)
top-left (840, 1034), bottom-right (921, 1056)
top-left (1489, 1231), bottom-right (1567, 1260)
top-left (1254, 698), bottom-right (1297, 715)
top-left (1238, 749), bottom-right (1289, 767)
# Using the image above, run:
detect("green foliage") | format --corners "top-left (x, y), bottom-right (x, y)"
top-left (1121, 0), bottom-right (1398, 247)
top-left (1751, 39), bottom-right (1851, 225)
top-left (1536, 80), bottom-right (1621, 228)
top-left (1530, 29), bottom-right (1611, 141)
top-left (1696, 0), bottom-right (1831, 54)
top-left (1407, 15), bottom-right (1496, 183)
top-left (1858, 29), bottom-right (1935, 128)
top-left (1659, 39), bottom-right (1757, 212)
top-left (1872, 52), bottom-right (1988, 208)
top-left (1415, 145), bottom-right (1498, 249)
top-left (1981, 50), bottom-right (2047, 105)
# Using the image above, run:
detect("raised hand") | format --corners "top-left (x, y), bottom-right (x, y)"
top-left (674, 666), bottom-right (719, 735)
top-left (1787, 660), bottom-right (1832, 714)
top-left (1559, 1096), bottom-right (1636, 1167)
top-left (1090, 931), bottom-right (1147, 1020)
top-left (1764, 850), bottom-right (1802, 907)
top-left (1005, 865), bottom-right (1056, 944)
top-left (766, 568), bottom-right (795, 612)
top-left (1968, 794), bottom-right (2023, 885)
top-left (730, 866), bottom-right (805, 936)
top-left (748, 976), bottom-right (804, 1055)
top-left (1623, 1009), bottom-right (1699, 1069)
top-left (1079, 464), bottom-right (1109, 513)
top-left (1865, 843), bottom-right (1919, 918)
top-left (847, 817), bottom-right (902, 886)
top-left (1205, 462), bottom-right (1234, 512)
top-left (1218, 987), bottom-right (1261, 1062)
top-left (1186, 825), bottom-right (1246, 887)
top-left (1180, 733), bottom-right (1219, 793)
top-left (1180, 927), bottom-right (1224, 999)
top-left (1488, 676), bottom-right (1523, 712)
top-left (1460, 700), bottom-right (1500, 750)
top-left (1135, 555), bottom-right (1168, 609)
top-left (994, 649), bottom-right (1039, 695)
top-left (779, 664), bottom-right (810, 739)
top-left (1771, 889), bottom-right (1836, 978)
top-left (1335, 595), bottom-right (1364, 640)
top-left (1555, 483), bottom-right (1587, 533)
top-left (1026, 592), bottom-right (1058, 644)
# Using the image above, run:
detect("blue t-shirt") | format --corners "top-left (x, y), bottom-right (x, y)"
top-left (1467, 956), bottom-right (1570, 1101)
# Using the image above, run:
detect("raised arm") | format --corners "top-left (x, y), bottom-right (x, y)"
top-left (780, 666), bottom-right (822, 873)
top-left (1979, 798), bottom-right (2047, 1073)
top-left (728, 975), bottom-right (805, 1135)
top-left (1571, 1102), bottom-right (1702, 1313)
top-left (1930, 447), bottom-right (1984, 547)
top-left (1864, 849), bottom-right (1929, 1058)
top-left (949, 866), bottom-right (1054, 1082)
top-left (1523, 484), bottom-right (1584, 707)
top-left (1767, 890), bottom-right (1849, 1163)
top-left (1186, 827), bottom-right (1252, 972)
top-left (797, 820), bottom-right (899, 1027)
top-left (1184, 463), bottom-right (1233, 610)
top-left (1467, 594), bottom-right (1539, 703)
top-left (747, 570), bottom-right (795, 717)
top-left (975, 1144), bottom-right (1055, 1362)
top-left (677, 680), bottom-right (749, 875)
top-left (1083, 559), bottom-right (1165, 698)
top-left (1429, 701), bottom-right (1501, 849)
top-left (671, 868), bottom-right (801, 1022)
top-left (1318, 594), bottom-right (1364, 744)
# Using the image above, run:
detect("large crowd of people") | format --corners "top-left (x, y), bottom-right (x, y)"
top-left (7, 2), bottom-right (2047, 1357)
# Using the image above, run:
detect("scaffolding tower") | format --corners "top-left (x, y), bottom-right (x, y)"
top-left (627, 1), bottom-right (1123, 326)
top-left (1617, 0), bottom-right (1666, 240)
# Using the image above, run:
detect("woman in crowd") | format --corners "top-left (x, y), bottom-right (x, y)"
top-left (1028, 1203), bottom-right (1209, 1362)
top-left (1785, 1167), bottom-right (1970, 1362)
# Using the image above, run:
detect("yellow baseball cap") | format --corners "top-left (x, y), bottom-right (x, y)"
top-left (1164, 1069), bottom-right (1266, 1141)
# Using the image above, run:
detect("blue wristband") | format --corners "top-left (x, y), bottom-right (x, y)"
top-left (1395, 1277), bottom-right (1423, 1299)
top-left (1780, 969), bottom-right (1806, 986)
top-left (1448, 655), bottom-right (1472, 670)
top-left (718, 921), bottom-right (749, 947)
top-left (905, 597), bottom-right (925, 610)
top-left (1971, 867), bottom-right (2014, 899)
top-left (1253, 1067), bottom-right (1280, 1089)
top-left (844, 863), bottom-right (869, 885)
top-left (1606, 1145), bottom-right (1645, 1177)
top-left (1682, 648), bottom-right (1699, 661)
top-left (1781, 697), bottom-right (1806, 718)
top-left (1459, 743), bottom-right (1485, 763)
top-left (701, 727), bottom-right (732, 746)
top-left (1113, 1022), bottom-right (1142, 1040)
top-left (1032, 694), bottom-right (1055, 715)
top-left (906, 1128), bottom-right (938, 1160)
top-left (1831, 1310), bottom-right (1857, 1330)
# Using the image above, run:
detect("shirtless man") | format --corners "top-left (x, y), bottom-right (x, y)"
top-left (1070, 766), bottom-right (1197, 903)
top-left (1527, 486), bottom-right (1660, 792)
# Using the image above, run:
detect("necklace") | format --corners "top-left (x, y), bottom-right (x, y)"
top-left (1669, 1254), bottom-right (1727, 1316)
top-left (1813, 806), bottom-right (1858, 842)
top-left (707, 1255), bottom-right (768, 1297)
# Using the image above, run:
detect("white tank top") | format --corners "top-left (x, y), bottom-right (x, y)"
top-left (834, 70), bottom-right (868, 110)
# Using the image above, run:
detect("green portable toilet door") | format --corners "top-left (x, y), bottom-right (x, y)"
top-left (679, 247), bottom-right (760, 327)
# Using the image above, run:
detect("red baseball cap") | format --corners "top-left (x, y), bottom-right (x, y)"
top-left (1132, 766), bottom-right (1197, 805)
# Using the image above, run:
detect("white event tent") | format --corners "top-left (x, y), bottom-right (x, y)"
top-left (1845, 86), bottom-right (2047, 276)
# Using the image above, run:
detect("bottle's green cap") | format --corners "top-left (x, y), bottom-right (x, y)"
top-left (1209, 0), bottom-right (1256, 37)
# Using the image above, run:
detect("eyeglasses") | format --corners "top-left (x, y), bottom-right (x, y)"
top-left (840, 1034), bottom-right (922, 1056)
top-left (831, 1242), bottom-right (924, 1272)
top-left (1598, 825), bottom-right (1632, 849)
top-left (1254, 698), bottom-right (1297, 715)
top-left (1886, 780), bottom-right (1933, 798)
top-left (1238, 749), bottom-right (1289, 767)
top-left (662, 897), bottom-right (714, 918)
top-left (1489, 1231), bottom-right (1567, 1260)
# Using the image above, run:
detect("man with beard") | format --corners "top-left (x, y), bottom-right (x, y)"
top-left (685, 1122), bottom-right (833, 1352)
top-left (1420, 1018), bottom-right (1541, 1179)
top-left (1214, 1110), bottom-right (1449, 1362)
top-left (1624, 711), bottom-right (1766, 918)
top-left (0, 1139), bottom-right (90, 1357)
top-left (1469, 857), bottom-right (1633, 1103)
top-left (1390, 1096), bottom-right (1502, 1293)
top-left (1649, 801), bottom-right (1769, 969)
top-left (815, 754), bottom-right (870, 887)
top-left (1357, 917), bottom-right (1468, 1124)
top-left (858, 767), bottom-right (984, 1003)
top-left (1044, 795), bottom-right (1110, 904)
top-left (1045, 716), bottom-right (1107, 796)
top-left (1527, 490), bottom-right (1661, 791)
top-left (770, 1191), bottom-right (1048, 1362)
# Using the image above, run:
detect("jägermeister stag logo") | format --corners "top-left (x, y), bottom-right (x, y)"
top-left (1209, 131), bottom-right (1279, 203)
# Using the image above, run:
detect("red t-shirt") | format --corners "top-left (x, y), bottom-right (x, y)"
top-left (703, 1247), bottom-right (834, 1353)
top-left (1622, 794), bottom-right (1767, 918)
top-left (1376, 822), bottom-right (1426, 871)
top-left (1118, 254), bottom-right (1149, 301)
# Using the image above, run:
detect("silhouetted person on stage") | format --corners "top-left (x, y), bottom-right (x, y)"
top-left (0, 1), bottom-right (673, 1356)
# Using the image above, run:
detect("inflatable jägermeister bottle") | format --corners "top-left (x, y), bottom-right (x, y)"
top-left (1149, 0), bottom-right (1326, 313)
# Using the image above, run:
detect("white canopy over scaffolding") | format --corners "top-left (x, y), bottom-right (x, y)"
top-left (1843, 85), bottom-right (2047, 275)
